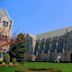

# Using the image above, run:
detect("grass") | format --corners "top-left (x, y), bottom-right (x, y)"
top-left (0, 66), bottom-right (17, 72)
top-left (0, 62), bottom-right (72, 72)
top-left (24, 62), bottom-right (72, 72)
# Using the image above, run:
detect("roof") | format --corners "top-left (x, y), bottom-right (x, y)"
top-left (0, 9), bottom-right (7, 17)
top-left (36, 26), bottom-right (72, 40)
top-left (26, 33), bottom-right (36, 39)
top-left (0, 8), bottom-right (12, 21)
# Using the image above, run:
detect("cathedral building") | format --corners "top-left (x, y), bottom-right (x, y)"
top-left (0, 9), bottom-right (12, 61)
top-left (26, 27), bottom-right (72, 62)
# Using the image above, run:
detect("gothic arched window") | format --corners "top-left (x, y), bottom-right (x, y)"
top-left (34, 40), bottom-right (40, 55)
top-left (44, 38), bottom-right (51, 53)
top-left (51, 39), bottom-right (57, 52)
top-left (57, 38), bottom-right (64, 52)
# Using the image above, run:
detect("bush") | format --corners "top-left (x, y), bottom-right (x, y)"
top-left (13, 62), bottom-right (19, 67)
top-left (1, 62), bottom-right (7, 66)
top-left (4, 54), bottom-right (10, 64)
top-left (8, 62), bottom-right (13, 67)
top-left (12, 58), bottom-right (17, 64)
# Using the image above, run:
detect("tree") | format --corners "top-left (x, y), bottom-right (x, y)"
top-left (12, 58), bottom-right (17, 64)
top-left (9, 33), bottom-right (26, 62)
top-left (4, 54), bottom-right (10, 64)
top-left (16, 33), bottom-right (25, 43)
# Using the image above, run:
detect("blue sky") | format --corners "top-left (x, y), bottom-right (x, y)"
top-left (0, 0), bottom-right (72, 35)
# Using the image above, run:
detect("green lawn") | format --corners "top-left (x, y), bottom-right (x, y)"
top-left (0, 62), bottom-right (72, 72)
top-left (0, 67), bottom-right (17, 72)
top-left (24, 62), bottom-right (72, 72)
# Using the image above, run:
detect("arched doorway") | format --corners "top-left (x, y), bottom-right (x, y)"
top-left (70, 53), bottom-right (72, 62)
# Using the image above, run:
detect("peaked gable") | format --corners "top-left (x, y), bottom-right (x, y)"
top-left (0, 9), bottom-right (12, 22)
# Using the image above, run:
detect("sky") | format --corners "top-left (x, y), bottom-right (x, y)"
top-left (0, 0), bottom-right (72, 35)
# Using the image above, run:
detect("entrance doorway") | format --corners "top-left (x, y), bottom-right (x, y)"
top-left (70, 53), bottom-right (72, 62)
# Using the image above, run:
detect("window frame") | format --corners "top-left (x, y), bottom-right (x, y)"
top-left (3, 21), bottom-right (8, 27)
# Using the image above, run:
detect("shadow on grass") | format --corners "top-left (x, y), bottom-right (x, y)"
top-left (16, 68), bottom-right (61, 72)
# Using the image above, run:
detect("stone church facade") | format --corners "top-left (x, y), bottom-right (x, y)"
top-left (26, 27), bottom-right (72, 62)
top-left (0, 9), bottom-right (12, 61)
